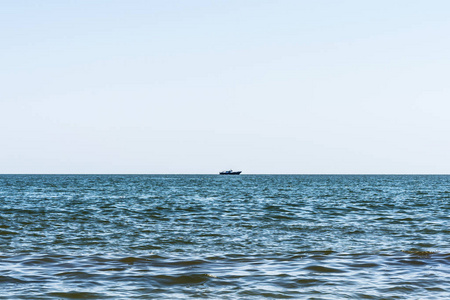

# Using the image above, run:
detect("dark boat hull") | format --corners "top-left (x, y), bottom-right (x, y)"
top-left (219, 171), bottom-right (242, 175)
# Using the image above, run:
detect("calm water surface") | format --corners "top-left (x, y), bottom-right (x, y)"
top-left (0, 175), bottom-right (449, 299)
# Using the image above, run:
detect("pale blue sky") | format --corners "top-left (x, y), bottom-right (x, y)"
top-left (1, 1), bottom-right (450, 174)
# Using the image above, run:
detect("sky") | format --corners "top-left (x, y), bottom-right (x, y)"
top-left (1, 0), bottom-right (450, 174)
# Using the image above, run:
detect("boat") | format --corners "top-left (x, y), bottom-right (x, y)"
top-left (219, 170), bottom-right (242, 175)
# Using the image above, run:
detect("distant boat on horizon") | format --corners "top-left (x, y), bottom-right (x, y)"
top-left (219, 170), bottom-right (242, 175)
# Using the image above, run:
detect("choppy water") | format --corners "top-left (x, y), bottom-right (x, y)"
top-left (0, 175), bottom-right (449, 299)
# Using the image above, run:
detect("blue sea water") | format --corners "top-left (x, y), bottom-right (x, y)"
top-left (0, 174), bottom-right (449, 299)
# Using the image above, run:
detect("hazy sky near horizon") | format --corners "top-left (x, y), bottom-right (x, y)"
top-left (1, 0), bottom-right (450, 174)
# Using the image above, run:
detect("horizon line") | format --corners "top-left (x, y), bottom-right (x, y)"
top-left (0, 173), bottom-right (449, 176)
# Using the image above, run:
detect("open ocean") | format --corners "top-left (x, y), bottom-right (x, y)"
top-left (0, 174), bottom-right (449, 299)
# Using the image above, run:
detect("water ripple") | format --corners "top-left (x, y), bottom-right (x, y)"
top-left (0, 175), bottom-right (449, 299)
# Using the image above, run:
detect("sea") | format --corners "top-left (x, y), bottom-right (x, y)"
top-left (0, 174), bottom-right (449, 299)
